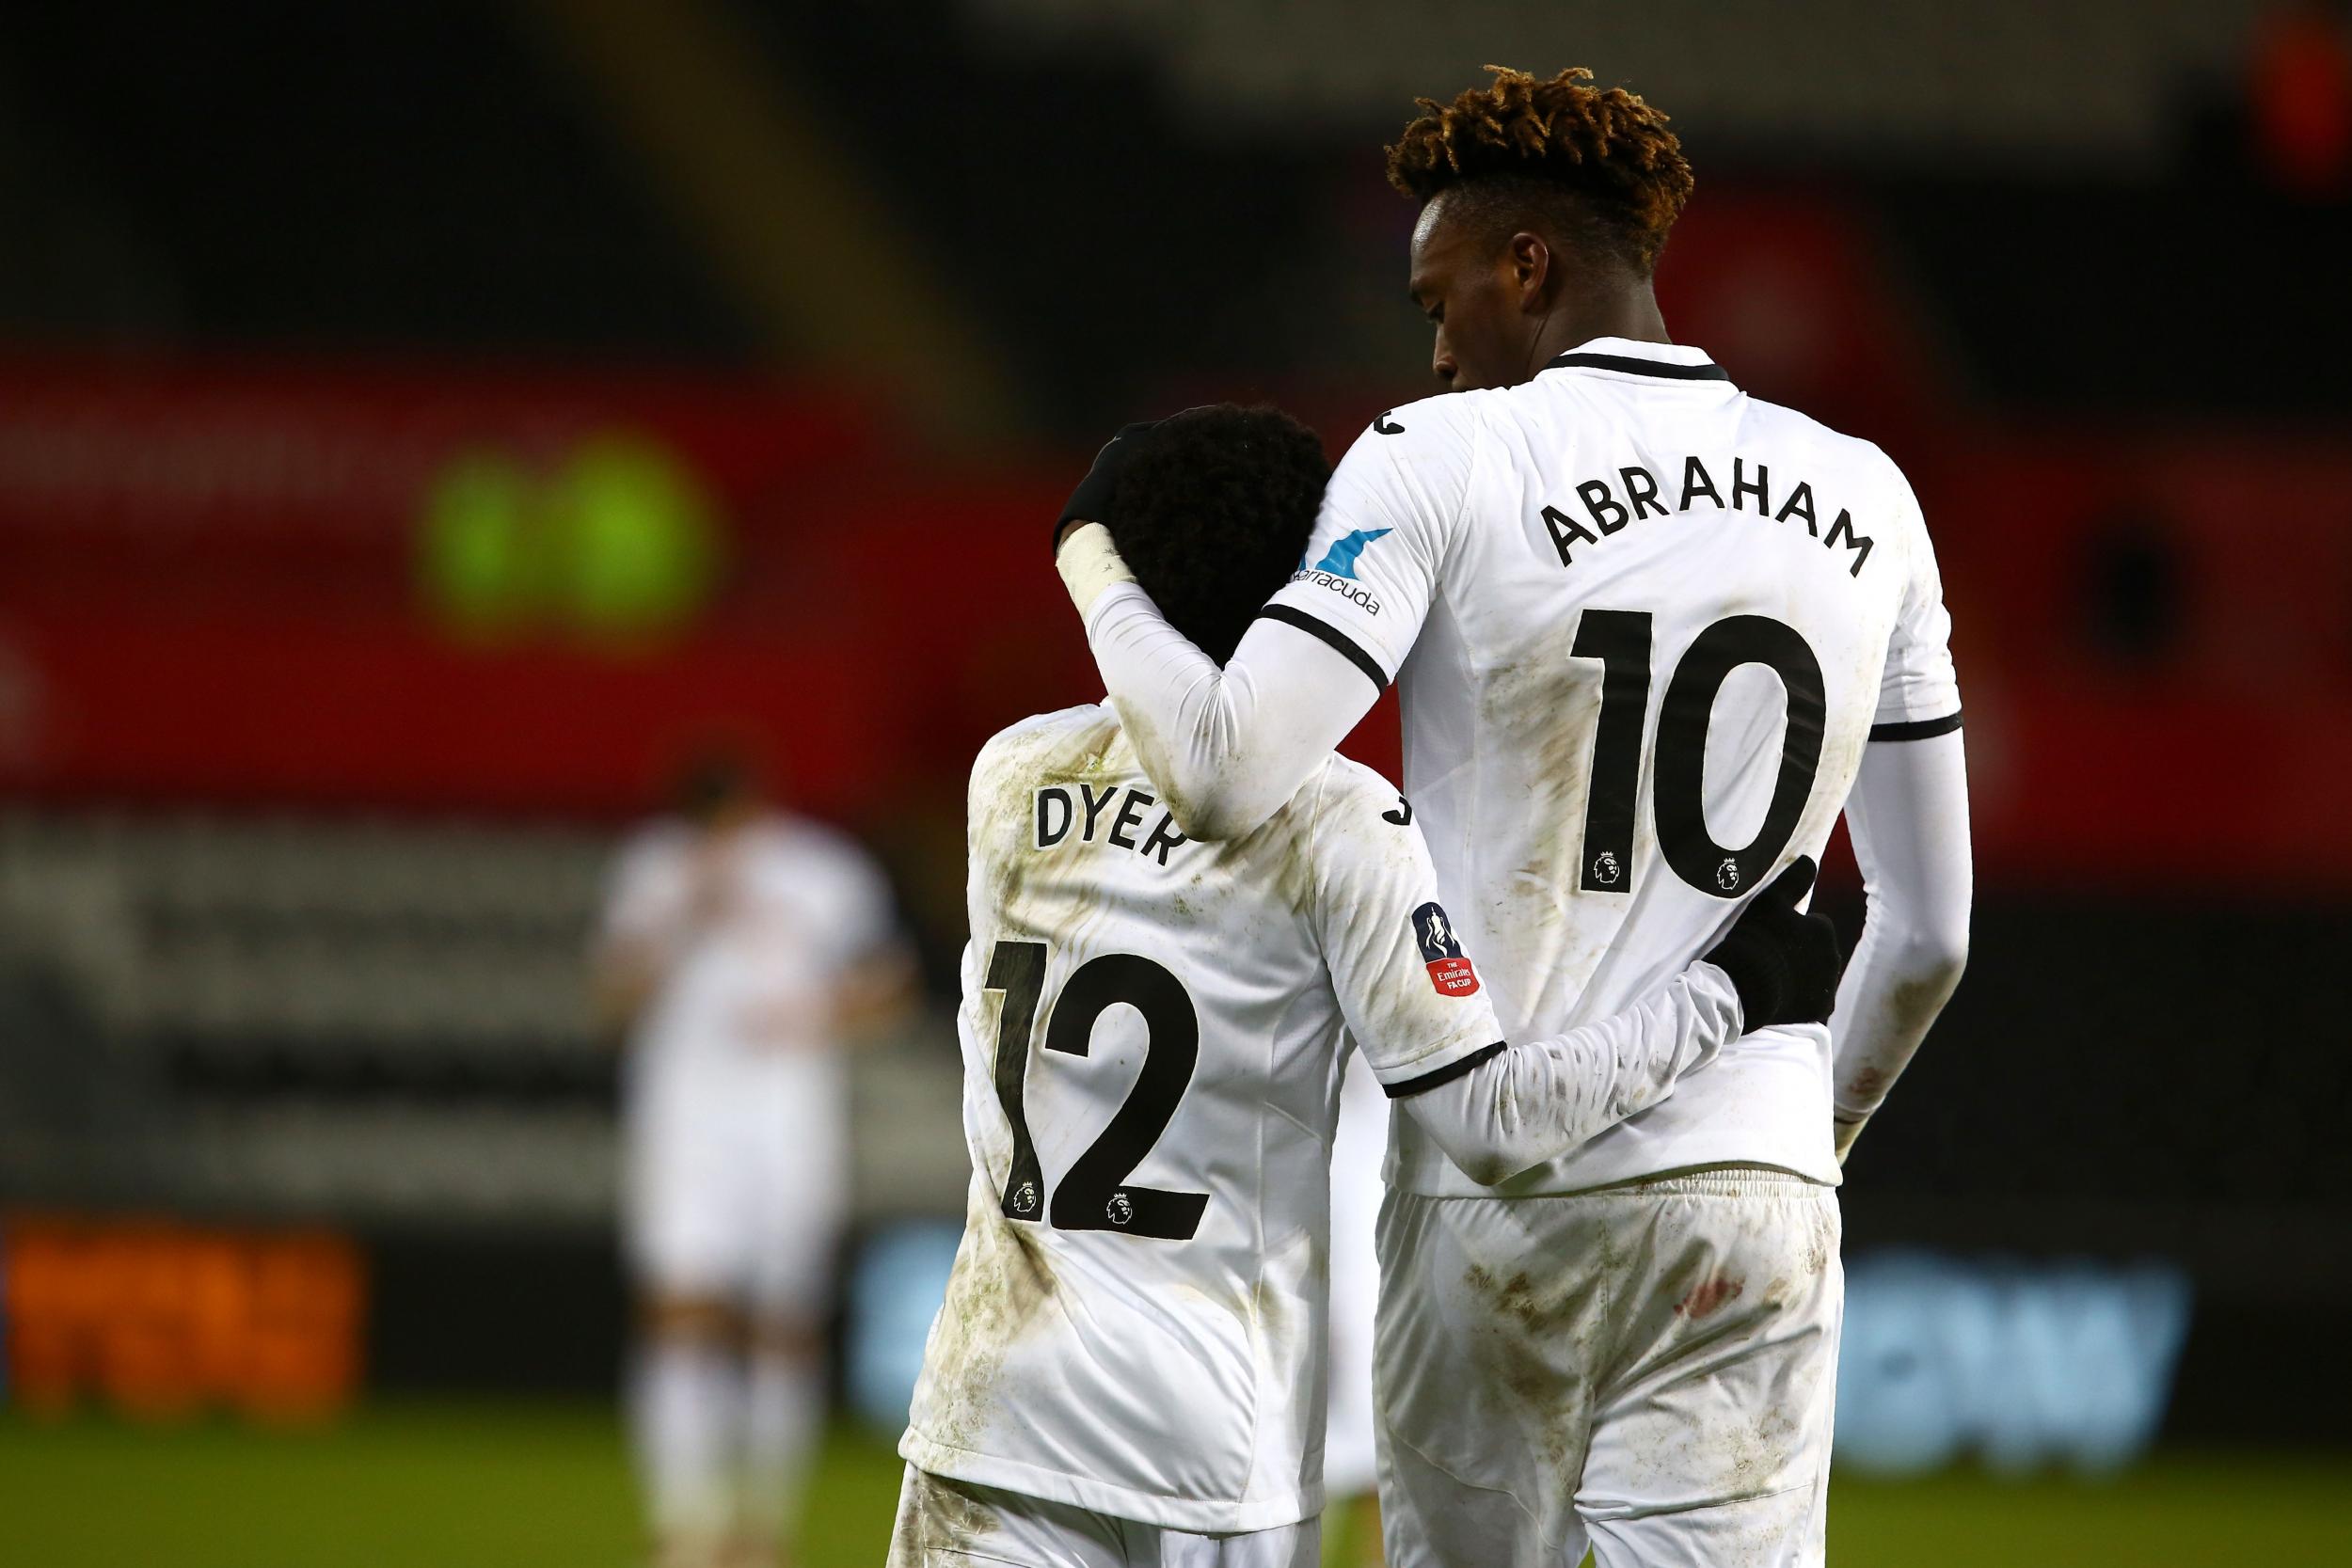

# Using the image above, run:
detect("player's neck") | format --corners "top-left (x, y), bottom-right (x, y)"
top-left (1533, 287), bottom-right (1672, 366)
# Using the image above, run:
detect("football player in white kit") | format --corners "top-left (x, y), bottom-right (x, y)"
top-left (1052, 69), bottom-right (1972, 1568)
top-left (596, 754), bottom-right (911, 1568)
top-left (892, 405), bottom-right (1845, 1568)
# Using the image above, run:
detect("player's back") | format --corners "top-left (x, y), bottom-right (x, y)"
top-left (1369, 342), bottom-right (1959, 1194)
top-left (900, 705), bottom-right (1497, 1534)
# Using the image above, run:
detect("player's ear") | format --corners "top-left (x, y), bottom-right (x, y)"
top-left (1509, 231), bottom-right (1551, 309)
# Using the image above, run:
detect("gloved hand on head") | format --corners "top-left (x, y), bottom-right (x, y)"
top-left (1053, 421), bottom-right (1161, 617)
top-left (1055, 420), bottom-right (1162, 548)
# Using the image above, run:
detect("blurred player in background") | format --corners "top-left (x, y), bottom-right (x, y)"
top-left (596, 751), bottom-right (912, 1568)
top-left (893, 405), bottom-right (1839, 1567)
top-left (1056, 67), bottom-right (1971, 1568)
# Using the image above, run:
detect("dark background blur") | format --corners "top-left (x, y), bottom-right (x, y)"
top-left (2, 1), bottom-right (2349, 1561)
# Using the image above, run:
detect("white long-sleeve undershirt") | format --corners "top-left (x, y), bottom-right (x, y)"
top-left (1394, 961), bottom-right (1744, 1187)
top-left (1830, 729), bottom-right (1972, 1124)
top-left (1081, 578), bottom-right (1375, 841)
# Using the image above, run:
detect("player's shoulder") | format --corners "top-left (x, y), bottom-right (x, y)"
top-left (968, 705), bottom-right (1130, 826)
top-left (965, 705), bottom-right (1134, 869)
top-left (1263, 754), bottom-right (1432, 903)
top-left (972, 704), bottom-right (1121, 782)
top-left (1313, 754), bottom-right (1411, 821)
top-left (1326, 392), bottom-right (1489, 525)
top-left (1742, 392), bottom-right (1916, 505)
top-left (1271, 754), bottom-right (1419, 855)
top-left (1371, 385), bottom-right (1490, 433)
top-left (1342, 386), bottom-right (1488, 462)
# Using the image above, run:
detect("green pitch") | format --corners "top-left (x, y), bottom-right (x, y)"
top-left (2, 1403), bottom-right (2346, 1567)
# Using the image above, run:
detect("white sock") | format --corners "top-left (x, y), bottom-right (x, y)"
top-left (635, 1336), bottom-right (740, 1544)
top-left (738, 1349), bottom-right (822, 1540)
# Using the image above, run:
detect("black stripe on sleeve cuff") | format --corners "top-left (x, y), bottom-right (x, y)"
top-left (1382, 1040), bottom-right (1506, 1100)
top-left (1868, 711), bottom-right (1963, 743)
top-left (1257, 605), bottom-right (1391, 692)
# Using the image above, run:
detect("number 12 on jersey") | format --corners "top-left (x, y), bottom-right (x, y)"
top-left (981, 940), bottom-right (1210, 1240)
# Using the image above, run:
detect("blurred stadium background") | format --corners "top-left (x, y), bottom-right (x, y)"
top-left (3, 1), bottom-right (2350, 1563)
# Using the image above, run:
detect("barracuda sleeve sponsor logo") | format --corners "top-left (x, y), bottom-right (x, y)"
top-left (1312, 528), bottom-right (1391, 579)
top-left (1290, 528), bottom-right (1390, 614)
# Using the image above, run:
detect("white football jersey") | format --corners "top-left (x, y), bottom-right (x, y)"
top-left (899, 705), bottom-right (1503, 1534)
top-left (1263, 337), bottom-right (1963, 1196)
top-left (600, 812), bottom-right (896, 1063)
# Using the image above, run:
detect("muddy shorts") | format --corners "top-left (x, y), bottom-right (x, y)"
top-left (887, 1465), bottom-right (1320, 1568)
top-left (1375, 1167), bottom-right (1841, 1568)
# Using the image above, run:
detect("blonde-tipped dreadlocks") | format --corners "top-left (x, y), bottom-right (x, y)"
top-left (1386, 67), bottom-right (1693, 276)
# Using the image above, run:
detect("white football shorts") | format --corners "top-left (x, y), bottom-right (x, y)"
top-left (622, 1050), bottom-right (849, 1317)
top-left (1375, 1166), bottom-right (1841, 1568)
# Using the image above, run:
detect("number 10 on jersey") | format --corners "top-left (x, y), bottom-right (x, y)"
top-left (1570, 610), bottom-right (1828, 898)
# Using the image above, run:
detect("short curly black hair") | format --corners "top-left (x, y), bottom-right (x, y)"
top-left (1104, 404), bottom-right (1330, 666)
top-left (1387, 66), bottom-right (1692, 277)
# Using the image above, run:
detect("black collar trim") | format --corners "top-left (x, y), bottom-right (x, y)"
top-left (1546, 351), bottom-right (1730, 382)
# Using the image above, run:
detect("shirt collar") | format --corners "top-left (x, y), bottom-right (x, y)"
top-left (1541, 336), bottom-right (1730, 383)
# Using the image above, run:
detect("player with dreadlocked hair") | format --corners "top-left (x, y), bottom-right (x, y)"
top-left (1057, 61), bottom-right (1971, 1568)
top-left (1390, 66), bottom-right (1690, 245)
top-left (1384, 65), bottom-right (1693, 392)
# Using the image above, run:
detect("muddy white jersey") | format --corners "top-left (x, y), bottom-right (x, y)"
top-left (1264, 338), bottom-right (1962, 1196)
top-left (900, 705), bottom-right (1503, 1533)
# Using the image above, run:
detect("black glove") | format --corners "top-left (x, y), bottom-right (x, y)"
top-left (1704, 857), bottom-right (1843, 1029)
top-left (1056, 420), bottom-right (1160, 548)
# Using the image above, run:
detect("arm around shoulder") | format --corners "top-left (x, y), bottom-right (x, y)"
top-left (1392, 960), bottom-right (1746, 1186)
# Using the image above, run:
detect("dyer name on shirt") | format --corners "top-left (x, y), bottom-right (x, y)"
top-left (1034, 783), bottom-right (1191, 867)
